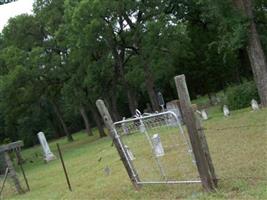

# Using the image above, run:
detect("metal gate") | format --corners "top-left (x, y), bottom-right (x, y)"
top-left (113, 110), bottom-right (201, 185)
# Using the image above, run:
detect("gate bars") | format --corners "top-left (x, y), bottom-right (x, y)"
top-left (96, 74), bottom-right (217, 191)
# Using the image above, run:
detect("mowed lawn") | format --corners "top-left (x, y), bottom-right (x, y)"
top-left (1, 106), bottom-right (267, 200)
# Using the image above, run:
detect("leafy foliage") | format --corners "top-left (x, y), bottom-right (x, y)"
top-left (0, 0), bottom-right (266, 146)
top-left (226, 81), bottom-right (259, 110)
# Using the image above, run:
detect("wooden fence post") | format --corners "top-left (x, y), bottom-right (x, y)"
top-left (174, 75), bottom-right (217, 191)
top-left (96, 100), bottom-right (141, 189)
top-left (4, 152), bottom-right (24, 194)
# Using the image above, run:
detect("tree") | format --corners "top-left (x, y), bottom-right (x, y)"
top-left (233, 0), bottom-right (267, 106)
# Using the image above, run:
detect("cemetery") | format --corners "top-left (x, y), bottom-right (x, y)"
top-left (0, 75), bottom-right (266, 199)
top-left (0, 0), bottom-right (267, 199)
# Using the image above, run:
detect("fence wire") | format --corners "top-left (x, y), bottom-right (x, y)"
top-left (200, 117), bottom-right (267, 183)
top-left (205, 123), bottom-right (267, 132)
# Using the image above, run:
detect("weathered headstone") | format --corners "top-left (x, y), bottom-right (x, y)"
top-left (166, 100), bottom-right (183, 123)
top-left (223, 105), bottom-right (230, 117)
top-left (151, 134), bottom-right (165, 157)
top-left (37, 132), bottom-right (56, 162)
top-left (251, 99), bottom-right (260, 111)
top-left (201, 110), bottom-right (208, 120)
top-left (122, 117), bottom-right (129, 135)
top-left (157, 91), bottom-right (165, 111)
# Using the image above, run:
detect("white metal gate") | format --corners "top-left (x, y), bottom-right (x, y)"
top-left (113, 110), bottom-right (201, 185)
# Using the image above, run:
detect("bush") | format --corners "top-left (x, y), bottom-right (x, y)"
top-left (226, 81), bottom-right (259, 110)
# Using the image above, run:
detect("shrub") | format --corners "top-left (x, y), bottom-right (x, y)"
top-left (225, 81), bottom-right (259, 110)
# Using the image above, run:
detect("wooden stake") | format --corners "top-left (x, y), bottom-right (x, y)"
top-left (96, 99), bottom-right (141, 189)
top-left (56, 143), bottom-right (72, 191)
top-left (4, 152), bottom-right (24, 194)
top-left (0, 168), bottom-right (9, 196)
top-left (174, 75), bottom-right (217, 191)
top-left (19, 162), bottom-right (30, 191)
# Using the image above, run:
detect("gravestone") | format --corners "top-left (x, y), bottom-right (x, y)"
top-left (251, 99), bottom-right (260, 111)
top-left (139, 121), bottom-right (146, 133)
top-left (166, 100), bottom-right (183, 123)
top-left (37, 132), bottom-right (56, 162)
top-left (122, 117), bottom-right (129, 135)
top-left (201, 110), bottom-right (208, 120)
top-left (223, 105), bottom-right (230, 117)
top-left (157, 91), bottom-right (165, 111)
top-left (151, 134), bottom-right (165, 157)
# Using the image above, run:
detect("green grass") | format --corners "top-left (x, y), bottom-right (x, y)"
top-left (1, 106), bottom-right (267, 200)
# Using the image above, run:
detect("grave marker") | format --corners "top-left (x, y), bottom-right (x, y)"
top-left (201, 110), bottom-right (208, 120)
top-left (251, 99), bottom-right (260, 111)
top-left (37, 132), bottom-right (56, 162)
top-left (223, 105), bottom-right (230, 117)
top-left (151, 134), bottom-right (165, 157)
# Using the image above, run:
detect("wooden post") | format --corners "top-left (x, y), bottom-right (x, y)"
top-left (195, 115), bottom-right (218, 187)
top-left (4, 152), bottom-right (24, 194)
top-left (96, 99), bottom-right (141, 189)
top-left (0, 168), bottom-right (9, 196)
top-left (174, 75), bottom-right (217, 191)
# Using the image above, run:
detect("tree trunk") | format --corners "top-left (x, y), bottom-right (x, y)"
top-left (126, 86), bottom-right (138, 116)
top-left (109, 79), bottom-right (121, 121)
top-left (51, 101), bottom-right (73, 142)
top-left (79, 105), bottom-right (93, 136)
top-left (238, 48), bottom-right (252, 78)
top-left (143, 63), bottom-right (160, 111)
top-left (41, 106), bottom-right (64, 138)
top-left (89, 104), bottom-right (106, 138)
top-left (234, 0), bottom-right (267, 106)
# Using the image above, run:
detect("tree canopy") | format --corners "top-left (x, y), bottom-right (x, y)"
top-left (0, 0), bottom-right (266, 146)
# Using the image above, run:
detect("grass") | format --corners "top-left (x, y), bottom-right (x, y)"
top-left (1, 105), bottom-right (267, 200)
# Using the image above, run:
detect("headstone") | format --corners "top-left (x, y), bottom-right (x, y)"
top-left (124, 145), bottom-right (135, 161)
top-left (139, 122), bottom-right (146, 133)
top-left (166, 100), bottom-right (183, 123)
top-left (157, 91), bottom-right (165, 111)
top-left (223, 105), bottom-right (230, 117)
top-left (121, 117), bottom-right (129, 135)
top-left (151, 134), bottom-right (165, 157)
top-left (251, 99), bottom-right (260, 111)
top-left (201, 109), bottom-right (208, 120)
top-left (37, 132), bottom-right (56, 162)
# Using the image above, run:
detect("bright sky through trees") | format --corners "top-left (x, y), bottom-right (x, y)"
top-left (0, 0), bottom-right (33, 32)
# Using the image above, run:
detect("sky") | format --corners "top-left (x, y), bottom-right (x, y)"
top-left (0, 0), bottom-right (34, 32)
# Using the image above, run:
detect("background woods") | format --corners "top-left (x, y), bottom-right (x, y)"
top-left (0, 0), bottom-right (267, 146)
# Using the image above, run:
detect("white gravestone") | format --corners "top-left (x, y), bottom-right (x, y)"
top-left (223, 105), bottom-right (230, 117)
top-left (151, 134), bottom-right (165, 157)
top-left (139, 121), bottom-right (146, 133)
top-left (124, 145), bottom-right (135, 161)
top-left (166, 100), bottom-right (183, 124)
top-left (122, 117), bottom-right (129, 135)
top-left (251, 99), bottom-right (260, 111)
top-left (37, 132), bottom-right (56, 162)
top-left (201, 109), bottom-right (208, 120)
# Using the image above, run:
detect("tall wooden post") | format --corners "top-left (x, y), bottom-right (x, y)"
top-left (96, 99), bottom-right (141, 189)
top-left (4, 152), bottom-right (24, 194)
top-left (174, 75), bottom-right (217, 191)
